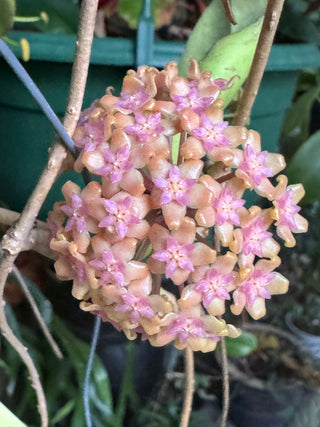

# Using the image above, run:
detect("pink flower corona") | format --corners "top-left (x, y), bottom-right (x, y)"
top-left (49, 59), bottom-right (308, 352)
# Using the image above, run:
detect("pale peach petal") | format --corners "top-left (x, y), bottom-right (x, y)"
top-left (265, 152), bottom-right (286, 175)
top-left (171, 216), bottom-right (196, 244)
top-left (180, 136), bottom-right (205, 160)
top-left (195, 206), bottom-right (216, 227)
top-left (121, 169), bottom-right (145, 196)
top-left (162, 201), bottom-right (187, 230)
top-left (223, 126), bottom-right (248, 147)
top-left (215, 222), bottom-right (234, 247)
top-left (267, 272), bottom-right (289, 295)
top-left (190, 242), bottom-right (216, 266)
top-left (246, 298), bottom-right (266, 320)
top-left (125, 261), bottom-right (149, 281)
top-left (188, 184), bottom-right (213, 209)
top-left (207, 298), bottom-right (226, 316)
top-left (148, 224), bottom-right (169, 249)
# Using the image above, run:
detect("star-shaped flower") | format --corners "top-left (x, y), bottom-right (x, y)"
top-left (124, 112), bottom-right (164, 142)
top-left (89, 250), bottom-right (125, 286)
top-left (238, 145), bottom-right (273, 186)
top-left (61, 193), bottom-right (88, 234)
top-left (95, 145), bottom-right (132, 183)
top-left (191, 115), bottom-right (230, 151)
top-left (152, 236), bottom-right (194, 278)
top-left (99, 197), bottom-right (140, 239)
top-left (153, 165), bottom-right (195, 206)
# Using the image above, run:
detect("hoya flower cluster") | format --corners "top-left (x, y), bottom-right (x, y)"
top-left (49, 60), bottom-right (308, 353)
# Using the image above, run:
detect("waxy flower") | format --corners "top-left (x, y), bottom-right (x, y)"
top-left (231, 259), bottom-right (289, 319)
top-left (114, 87), bottom-right (150, 113)
top-left (153, 165), bottom-right (195, 206)
top-left (191, 115), bottom-right (230, 151)
top-left (48, 59), bottom-right (307, 352)
top-left (124, 112), bottom-right (164, 142)
top-left (272, 175), bottom-right (308, 247)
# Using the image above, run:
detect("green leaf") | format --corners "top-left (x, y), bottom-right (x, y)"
top-left (178, 0), bottom-right (267, 77)
top-left (225, 331), bottom-right (258, 357)
top-left (200, 17), bottom-right (263, 106)
top-left (16, 0), bottom-right (79, 34)
top-left (0, 0), bottom-right (16, 36)
top-left (178, 0), bottom-right (230, 77)
top-left (282, 86), bottom-right (320, 143)
top-left (0, 402), bottom-right (27, 427)
top-left (51, 399), bottom-right (75, 425)
top-left (286, 130), bottom-right (320, 204)
top-left (4, 301), bottom-right (22, 341)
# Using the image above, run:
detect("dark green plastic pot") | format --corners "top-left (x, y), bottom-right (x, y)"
top-left (0, 31), bottom-right (319, 218)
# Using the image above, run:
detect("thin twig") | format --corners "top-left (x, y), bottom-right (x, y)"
top-left (232, 0), bottom-right (285, 126)
top-left (179, 346), bottom-right (194, 427)
top-left (0, 1), bottom-right (99, 425)
top-left (219, 337), bottom-right (229, 427)
top-left (12, 266), bottom-right (63, 359)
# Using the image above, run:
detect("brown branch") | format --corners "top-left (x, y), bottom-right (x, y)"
top-left (179, 346), bottom-right (194, 427)
top-left (219, 337), bottom-right (230, 427)
top-left (0, 0), bottom-right (99, 425)
top-left (0, 207), bottom-right (55, 259)
top-left (232, 0), bottom-right (286, 126)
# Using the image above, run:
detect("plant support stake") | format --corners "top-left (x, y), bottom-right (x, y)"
top-left (0, 39), bottom-right (77, 158)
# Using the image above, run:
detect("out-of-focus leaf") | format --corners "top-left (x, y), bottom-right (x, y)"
top-left (282, 86), bottom-right (320, 143)
top-left (16, 0), bottom-right (79, 34)
top-left (70, 395), bottom-right (85, 427)
top-left (179, 0), bottom-right (267, 77)
top-left (0, 402), bottom-right (27, 427)
top-left (51, 399), bottom-right (75, 425)
top-left (114, 342), bottom-right (138, 426)
top-left (225, 331), bottom-right (258, 356)
top-left (0, 0), bottom-right (15, 36)
top-left (286, 130), bottom-right (320, 204)
top-left (278, 3), bottom-right (320, 44)
top-left (200, 18), bottom-right (263, 107)
top-left (4, 300), bottom-right (22, 341)
top-left (118, 0), bottom-right (175, 30)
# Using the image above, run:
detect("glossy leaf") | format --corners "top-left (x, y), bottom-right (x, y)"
top-left (179, 0), bottom-right (267, 77)
top-left (286, 130), bottom-right (320, 204)
top-left (225, 331), bottom-right (258, 357)
top-left (200, 18), bottom-right (263, 106)
top-left (0, 0), bottom-right (16, 36)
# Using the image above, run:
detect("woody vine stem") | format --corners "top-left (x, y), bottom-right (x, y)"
top-left (0, 0), bottom-right (286, 426)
